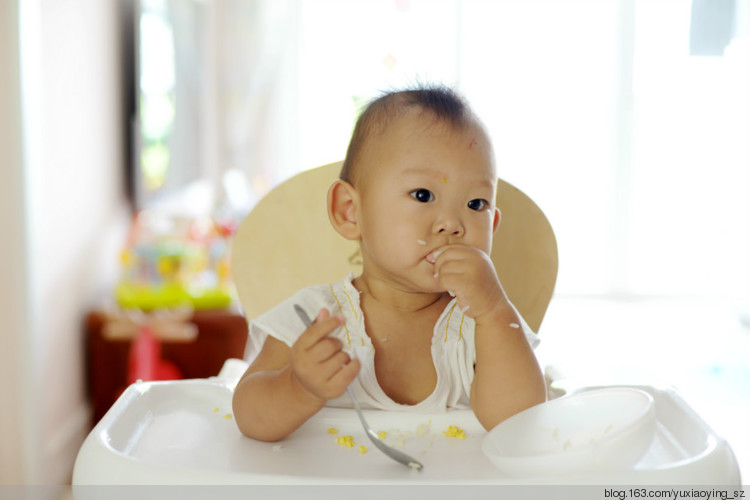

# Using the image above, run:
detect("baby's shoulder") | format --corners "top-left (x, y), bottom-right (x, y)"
top-left (258, 282), bottom-right (342, 323)
top-left (287, 283), bottom-right (339, 314)
top-left (249, 282), bottom-right (343, 346)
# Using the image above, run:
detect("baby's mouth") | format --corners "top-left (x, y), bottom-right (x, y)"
top-left (424, 249), bottom-right (443, 265)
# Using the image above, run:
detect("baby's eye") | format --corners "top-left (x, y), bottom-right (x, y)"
top-left (468, 199), bottom-right (488, 211)
top-left (410, 189), bottom-right (435, 203)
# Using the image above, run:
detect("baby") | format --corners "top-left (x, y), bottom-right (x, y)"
top-left (232, 85), bottom-right (546, 441)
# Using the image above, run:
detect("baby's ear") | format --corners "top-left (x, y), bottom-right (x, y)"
top-left (492, 207), bottom-right (502, 233)
top-left (327, 180), bottom-right (360, 240)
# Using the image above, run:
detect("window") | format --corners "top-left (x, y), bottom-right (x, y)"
top-left (138, 0), bottom-right (750, 300)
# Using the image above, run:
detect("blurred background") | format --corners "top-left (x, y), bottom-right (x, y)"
top-left (1, 0), bottom-right (748, 486)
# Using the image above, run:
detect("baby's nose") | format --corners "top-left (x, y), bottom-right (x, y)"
top-left (433, 215), bottom-right (464, 237)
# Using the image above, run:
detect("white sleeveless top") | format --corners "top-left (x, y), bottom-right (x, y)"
top-left (245, 274), bottom-right (539, 412)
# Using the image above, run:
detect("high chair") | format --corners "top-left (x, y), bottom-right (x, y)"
top-left (72, 162), bottom-right (741, 486)
top-left (231, 160), bottom-right (559, 334)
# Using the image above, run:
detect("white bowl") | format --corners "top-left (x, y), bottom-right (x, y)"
top-left (482, 387), bottom-right (656, 477)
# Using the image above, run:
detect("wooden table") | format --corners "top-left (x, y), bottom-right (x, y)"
top-left (85, 308), bottom-right (248, 424)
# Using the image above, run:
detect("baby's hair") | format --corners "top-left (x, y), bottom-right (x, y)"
top-left (340, 84), bottom-right (475, 184)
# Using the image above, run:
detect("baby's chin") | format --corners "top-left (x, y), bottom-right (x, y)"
top-left (384, 273), bottom-right (440, 296)
top-left (409, 275), bottom-right (450, 296)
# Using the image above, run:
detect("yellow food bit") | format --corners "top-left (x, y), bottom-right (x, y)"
top-left (359, 445), bottom-right (368, 454)
top-left (328, 428), bottom-right (339, 434)
top-left (443, 425), bottom-right (466, 439)
top-left (377, 431), bottom-right (386, 439)
top-left (213, 408), bottom-right (219, 412)
top-left (224, 413), bottom-right (233, 419)
top-left (335, 435), bottom-right (355, 448)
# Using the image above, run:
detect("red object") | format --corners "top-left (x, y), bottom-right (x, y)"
top-left (126, 327), bottom-right (182, 384)
top-left (86, 309), bottom-right (248, 424)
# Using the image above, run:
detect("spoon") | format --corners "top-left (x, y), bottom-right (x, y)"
top-left (293, 304), bottom-right (424, 471)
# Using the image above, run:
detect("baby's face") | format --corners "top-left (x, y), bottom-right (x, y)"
top-left (353, 109), bottom-right (499, 293)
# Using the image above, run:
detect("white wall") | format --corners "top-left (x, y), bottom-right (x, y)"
top-left (0, 0), bottom-right (32, 484)
top-left (0, 0), bottom-right (130, 484)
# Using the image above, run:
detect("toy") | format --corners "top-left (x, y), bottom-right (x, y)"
top-left (115, 210), bottom-right (237, 310)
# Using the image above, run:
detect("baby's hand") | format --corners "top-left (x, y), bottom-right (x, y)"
top-left (427, 244), bottom-right (508, 321)
top-left (289, 308), bottom-right (361, 403)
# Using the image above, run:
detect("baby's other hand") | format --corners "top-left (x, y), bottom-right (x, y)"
top-left (427, 244), bottom-right (508, 321)
top-left (289, 308), bottom-right (361, 403)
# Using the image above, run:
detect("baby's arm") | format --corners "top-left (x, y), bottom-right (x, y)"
top-left (428, 245), bottom-right (546, 430)
top-left (470, 303), bottom-right (546, 430)
top-left (232, 309), bottom-right (361, 441)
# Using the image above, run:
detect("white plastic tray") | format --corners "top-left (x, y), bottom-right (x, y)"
top-left (72, 379), bottom-right (741, 485)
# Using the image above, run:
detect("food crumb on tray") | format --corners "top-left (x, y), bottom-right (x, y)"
top-left (443, 425), bottom-right (466, 439)
top-left (328, 428), bottom-right (339, 434)
top-left (335, 435), bottom-right (356, 448)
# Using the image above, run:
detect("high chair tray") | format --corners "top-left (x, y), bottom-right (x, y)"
top-left (72, 379), bottom-right (740, 485)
